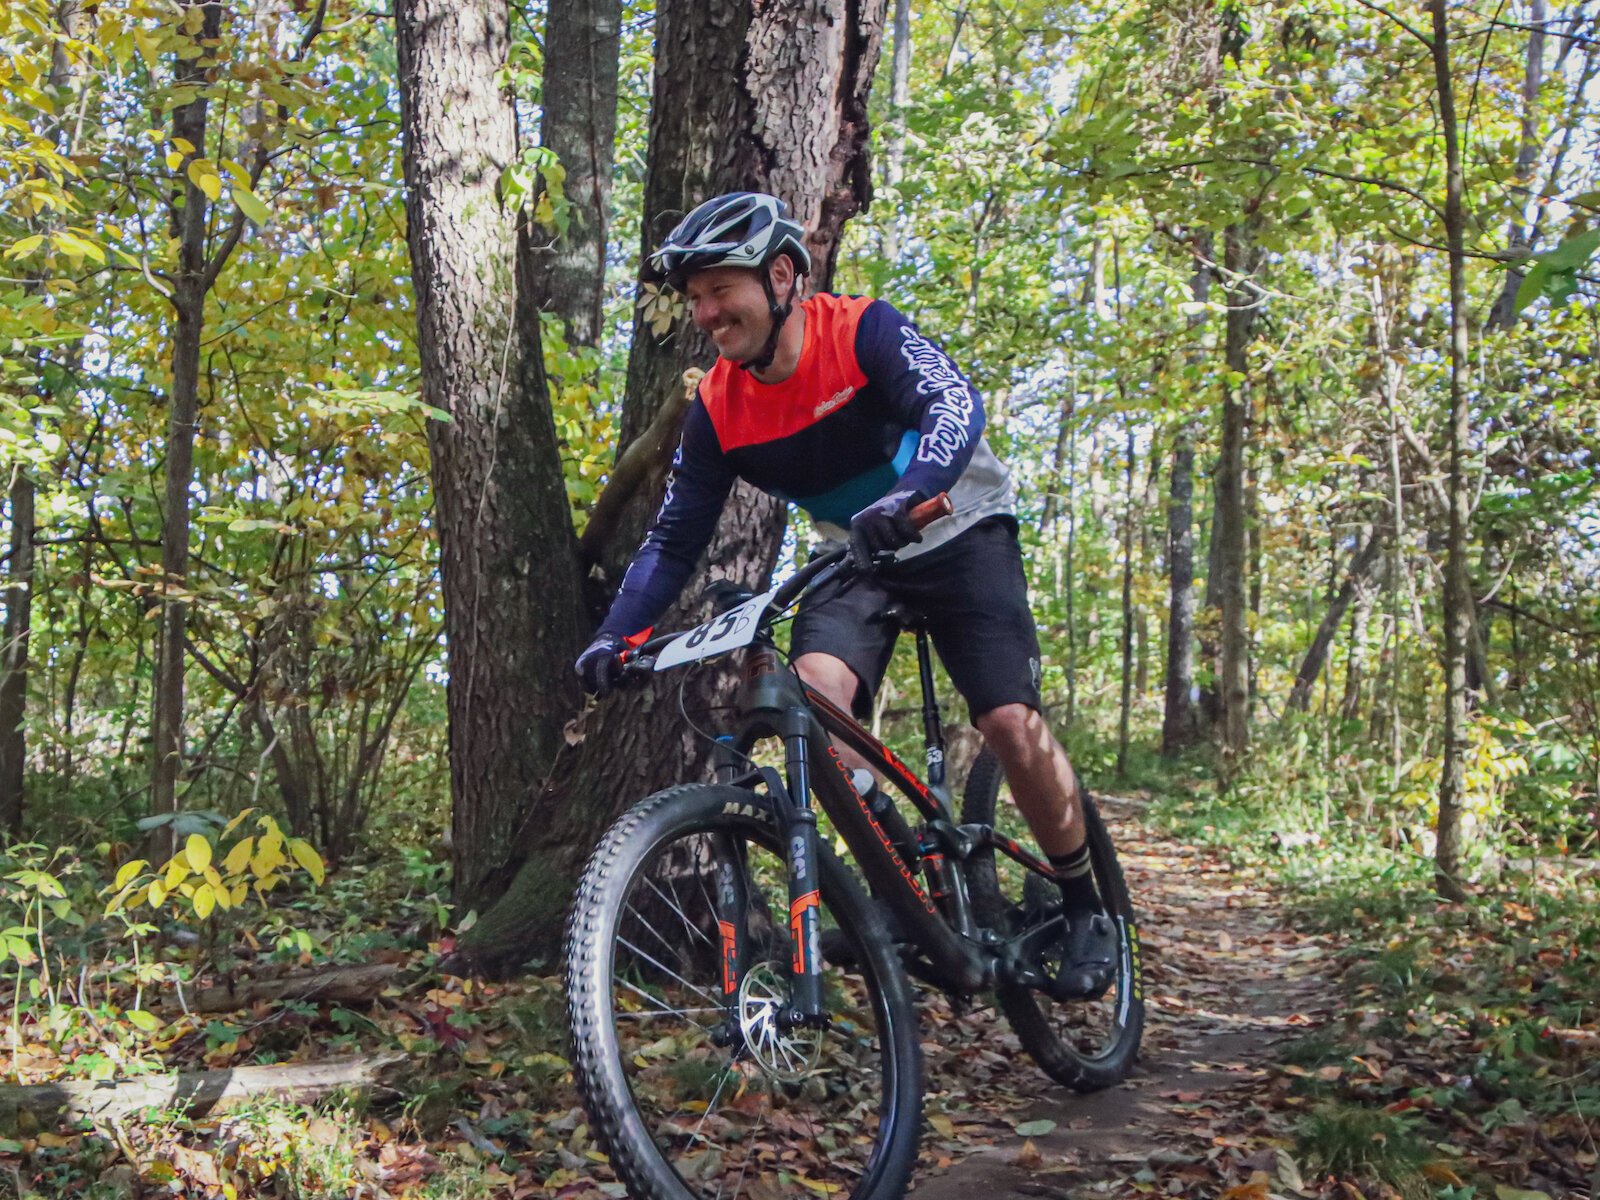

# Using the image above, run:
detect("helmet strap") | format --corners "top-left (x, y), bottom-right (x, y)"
top-left (738, 265), bottom-right (798, 374)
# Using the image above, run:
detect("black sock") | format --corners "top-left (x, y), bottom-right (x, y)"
top-left (1048, 845), bottom-right (1101, 917)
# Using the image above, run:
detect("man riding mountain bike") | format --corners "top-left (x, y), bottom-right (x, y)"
top-left (575, 191), bottom-right (1116, 996)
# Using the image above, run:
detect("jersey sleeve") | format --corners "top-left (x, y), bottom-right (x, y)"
top-left (854, 299), bottom-right (985, 500)
top-left (597, 396), bottom-right (735, 639)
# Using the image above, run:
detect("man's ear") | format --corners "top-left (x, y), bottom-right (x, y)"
top-left (768, 254), bottom-right (803, 300)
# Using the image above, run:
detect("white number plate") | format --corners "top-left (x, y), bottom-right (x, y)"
top-left (654, 588), bottom-right (778, 671)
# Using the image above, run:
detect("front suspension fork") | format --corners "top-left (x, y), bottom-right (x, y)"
top-left (782, 716), bottom-right (827, 1028)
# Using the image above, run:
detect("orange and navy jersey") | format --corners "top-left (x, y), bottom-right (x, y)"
top-left (600, 294), bottom-right (1014, 639)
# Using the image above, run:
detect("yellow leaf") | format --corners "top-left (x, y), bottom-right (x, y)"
top-left (185, 833), bottom-right (212, 872)
top-left (222, 837), bottom-right (253, 876)
top-left (192, 884), bottom-right (215, 919)
top-left (4, 234), bottom-right (45, 260)
top-left (212, 881), bottom-right (232, 910)
top-left (171, 136), bottom-right (195, 154)
top-left (203, 866), bottom-right (224, 890)
top-left (114, 859), bottom-right (148, 890)
top-left (147, 878), bottom-right (167, 906)
top-left (231, 883), bottom-right (247, 907)
top-left (289, 839), bottom-right (326, 886)
top-left (165, 149), bottom-right (183, 170)
top-left (186, 160), bottom-right (221, 201)
top-left (165, 858), bottom-right (192, 890)
top-left (221, 808), bottom-right (256, 838)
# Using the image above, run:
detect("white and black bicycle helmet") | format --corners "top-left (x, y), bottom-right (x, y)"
top-left (648, 192), bottom-right (812, 371)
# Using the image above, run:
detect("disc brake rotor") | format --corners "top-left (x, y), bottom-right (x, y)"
top-left (736, 961), bottom-right (823, 1083)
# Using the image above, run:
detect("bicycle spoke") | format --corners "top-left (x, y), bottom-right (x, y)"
top-left (613, 941), bottom-right (724, 1011)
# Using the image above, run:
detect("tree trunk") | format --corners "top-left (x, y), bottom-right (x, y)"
top-left (0, 0), bottom-right (82, 833)
top-left (447, 0), bottom-right (887, 976)
top-left (1213, 223), bottom-right (1258, 766)
top-left (1117, 421), bottom-right (1136, 779)
top-left (1429, 0), bottom-right (1473, 903)
top-left (1162, 427), bottom-right (1198, 757)
top-left (395, 0), bottom-right (590, 909)
top-left (1286, 527), bottom-right (1384, 713)
top-left (150, 0), bottom-right (224, 849)
top-left (531, 0), bottom-right (621, 353)
top-left (0, 468), bottom-right (33, 836)
top-left (1488, 0), bottom-right (1546, 331)
top-left (1341, 566), bottom-right (1375, 723)
top-left (881, 0), bottom-right (911, 261)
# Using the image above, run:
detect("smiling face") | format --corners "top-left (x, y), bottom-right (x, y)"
top-left (683, 257), bottom-right (796, 362)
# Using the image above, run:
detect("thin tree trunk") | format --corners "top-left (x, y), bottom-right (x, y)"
top-left (1213, 223), bottom-right (1257, 765)
top-left (1163, 247), bottom-right (1208, 756)
top-left (0, 0), bottom-right (82, 833)
top-left (1341, 567), bottom-right (1375, 723)
top-left (395, 0), bottom-right (590, 909)
top-left (1117, 421), bottom-right (1136, 778)
top-left (1429, 0), bottom-right (1473, 903)
top-left (0, 468), bottom-right (34, 836)
top-left (1286, 527), bottom-right (1384, 713)
top-left (881, 0), bottom-right (911, 262)
top-left (1488, 0), bottom-right (1547, 331)
top-left (1064, 409), bottom-right (1080, 723)
top-left (448, 0), bottom-right (888, 975)
top-left (150, 0), bottom-right (225, 850)
top-left (1162, 427), bottom-right (1197, 756)
top-left (531, 0), bottom-right (621, 353)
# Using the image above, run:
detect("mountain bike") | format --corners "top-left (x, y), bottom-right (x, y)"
top-left (564, 495), bottom-right (1144, 1200)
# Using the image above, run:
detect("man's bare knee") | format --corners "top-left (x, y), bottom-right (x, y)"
top-left (794, 652), bottom-right (860, 714)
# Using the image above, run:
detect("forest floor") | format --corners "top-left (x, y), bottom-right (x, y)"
top-left (3, 787), bottom-right (1594, 1199)
top-left (909, 795), bottom-right (1343, 1199)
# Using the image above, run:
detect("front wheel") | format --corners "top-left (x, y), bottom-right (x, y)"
top-left (565, 784), bottom-right (922, 1200)
top-left (962, 749), bottom-right (1145, 1091)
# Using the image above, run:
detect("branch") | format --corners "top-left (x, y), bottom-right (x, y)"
top-left (1351, 0), bottom-right (1435, 48)
top-left (577, 374), bottom-right (696, 565)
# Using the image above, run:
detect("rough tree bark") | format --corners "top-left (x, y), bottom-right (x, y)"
top-left (530, 0), bottom-right (621, 352)
top-left (1429, 0), bottom-right (1473, 903)
top-left (395, 0), bottom-right (590, 908)
top-left (446, 0), bottom-right (888, 976)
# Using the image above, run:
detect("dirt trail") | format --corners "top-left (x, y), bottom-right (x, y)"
top-left (909, 796), bottom-right (1338, 1198)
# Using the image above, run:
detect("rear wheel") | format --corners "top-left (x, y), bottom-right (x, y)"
top-left (565, 784), bottom-right (922, 1200)
top-left (962, 749), bottom-right (1144, 1091)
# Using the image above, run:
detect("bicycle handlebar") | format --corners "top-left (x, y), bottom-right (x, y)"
top-left (620, 491), bottom-right (952, 674)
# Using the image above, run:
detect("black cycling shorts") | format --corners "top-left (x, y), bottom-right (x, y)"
top-left (789, 517), bottom-right (1043, 722)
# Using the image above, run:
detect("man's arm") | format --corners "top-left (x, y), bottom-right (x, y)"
top-left (597, 398), bottom-right (735, 639)
top-left (854, 299), bottom-right (985, 500)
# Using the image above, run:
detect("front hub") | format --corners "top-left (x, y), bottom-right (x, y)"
top-left (736, 962), bottom-right (823, 1082)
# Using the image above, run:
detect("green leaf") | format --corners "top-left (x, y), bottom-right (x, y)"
top-left (125, 1009), bottom-right (161, 1033)
top-left (233, 185), bottom-right (270, 225)
top-left (1014, 1119), bottom-right (1057, 1136)
top-left (1541, 227), bottom-right (1600, 270)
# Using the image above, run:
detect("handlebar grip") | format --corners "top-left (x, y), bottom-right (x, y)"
top-left (909, 492), bottom-right (954, 530)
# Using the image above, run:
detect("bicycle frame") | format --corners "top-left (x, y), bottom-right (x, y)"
top-left (716, 637), bottom-right (1068, 1019)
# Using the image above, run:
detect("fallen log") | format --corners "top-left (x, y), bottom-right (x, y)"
top-left (192, 963), bottom-right (401, 1013)
top-left (0, 1053), bottom-right (407, 1133)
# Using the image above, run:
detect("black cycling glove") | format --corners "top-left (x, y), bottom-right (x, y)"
top-left (848, 489), bottom-right (925, 572)
top-left (575, 632), bottom-right (627, 697)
